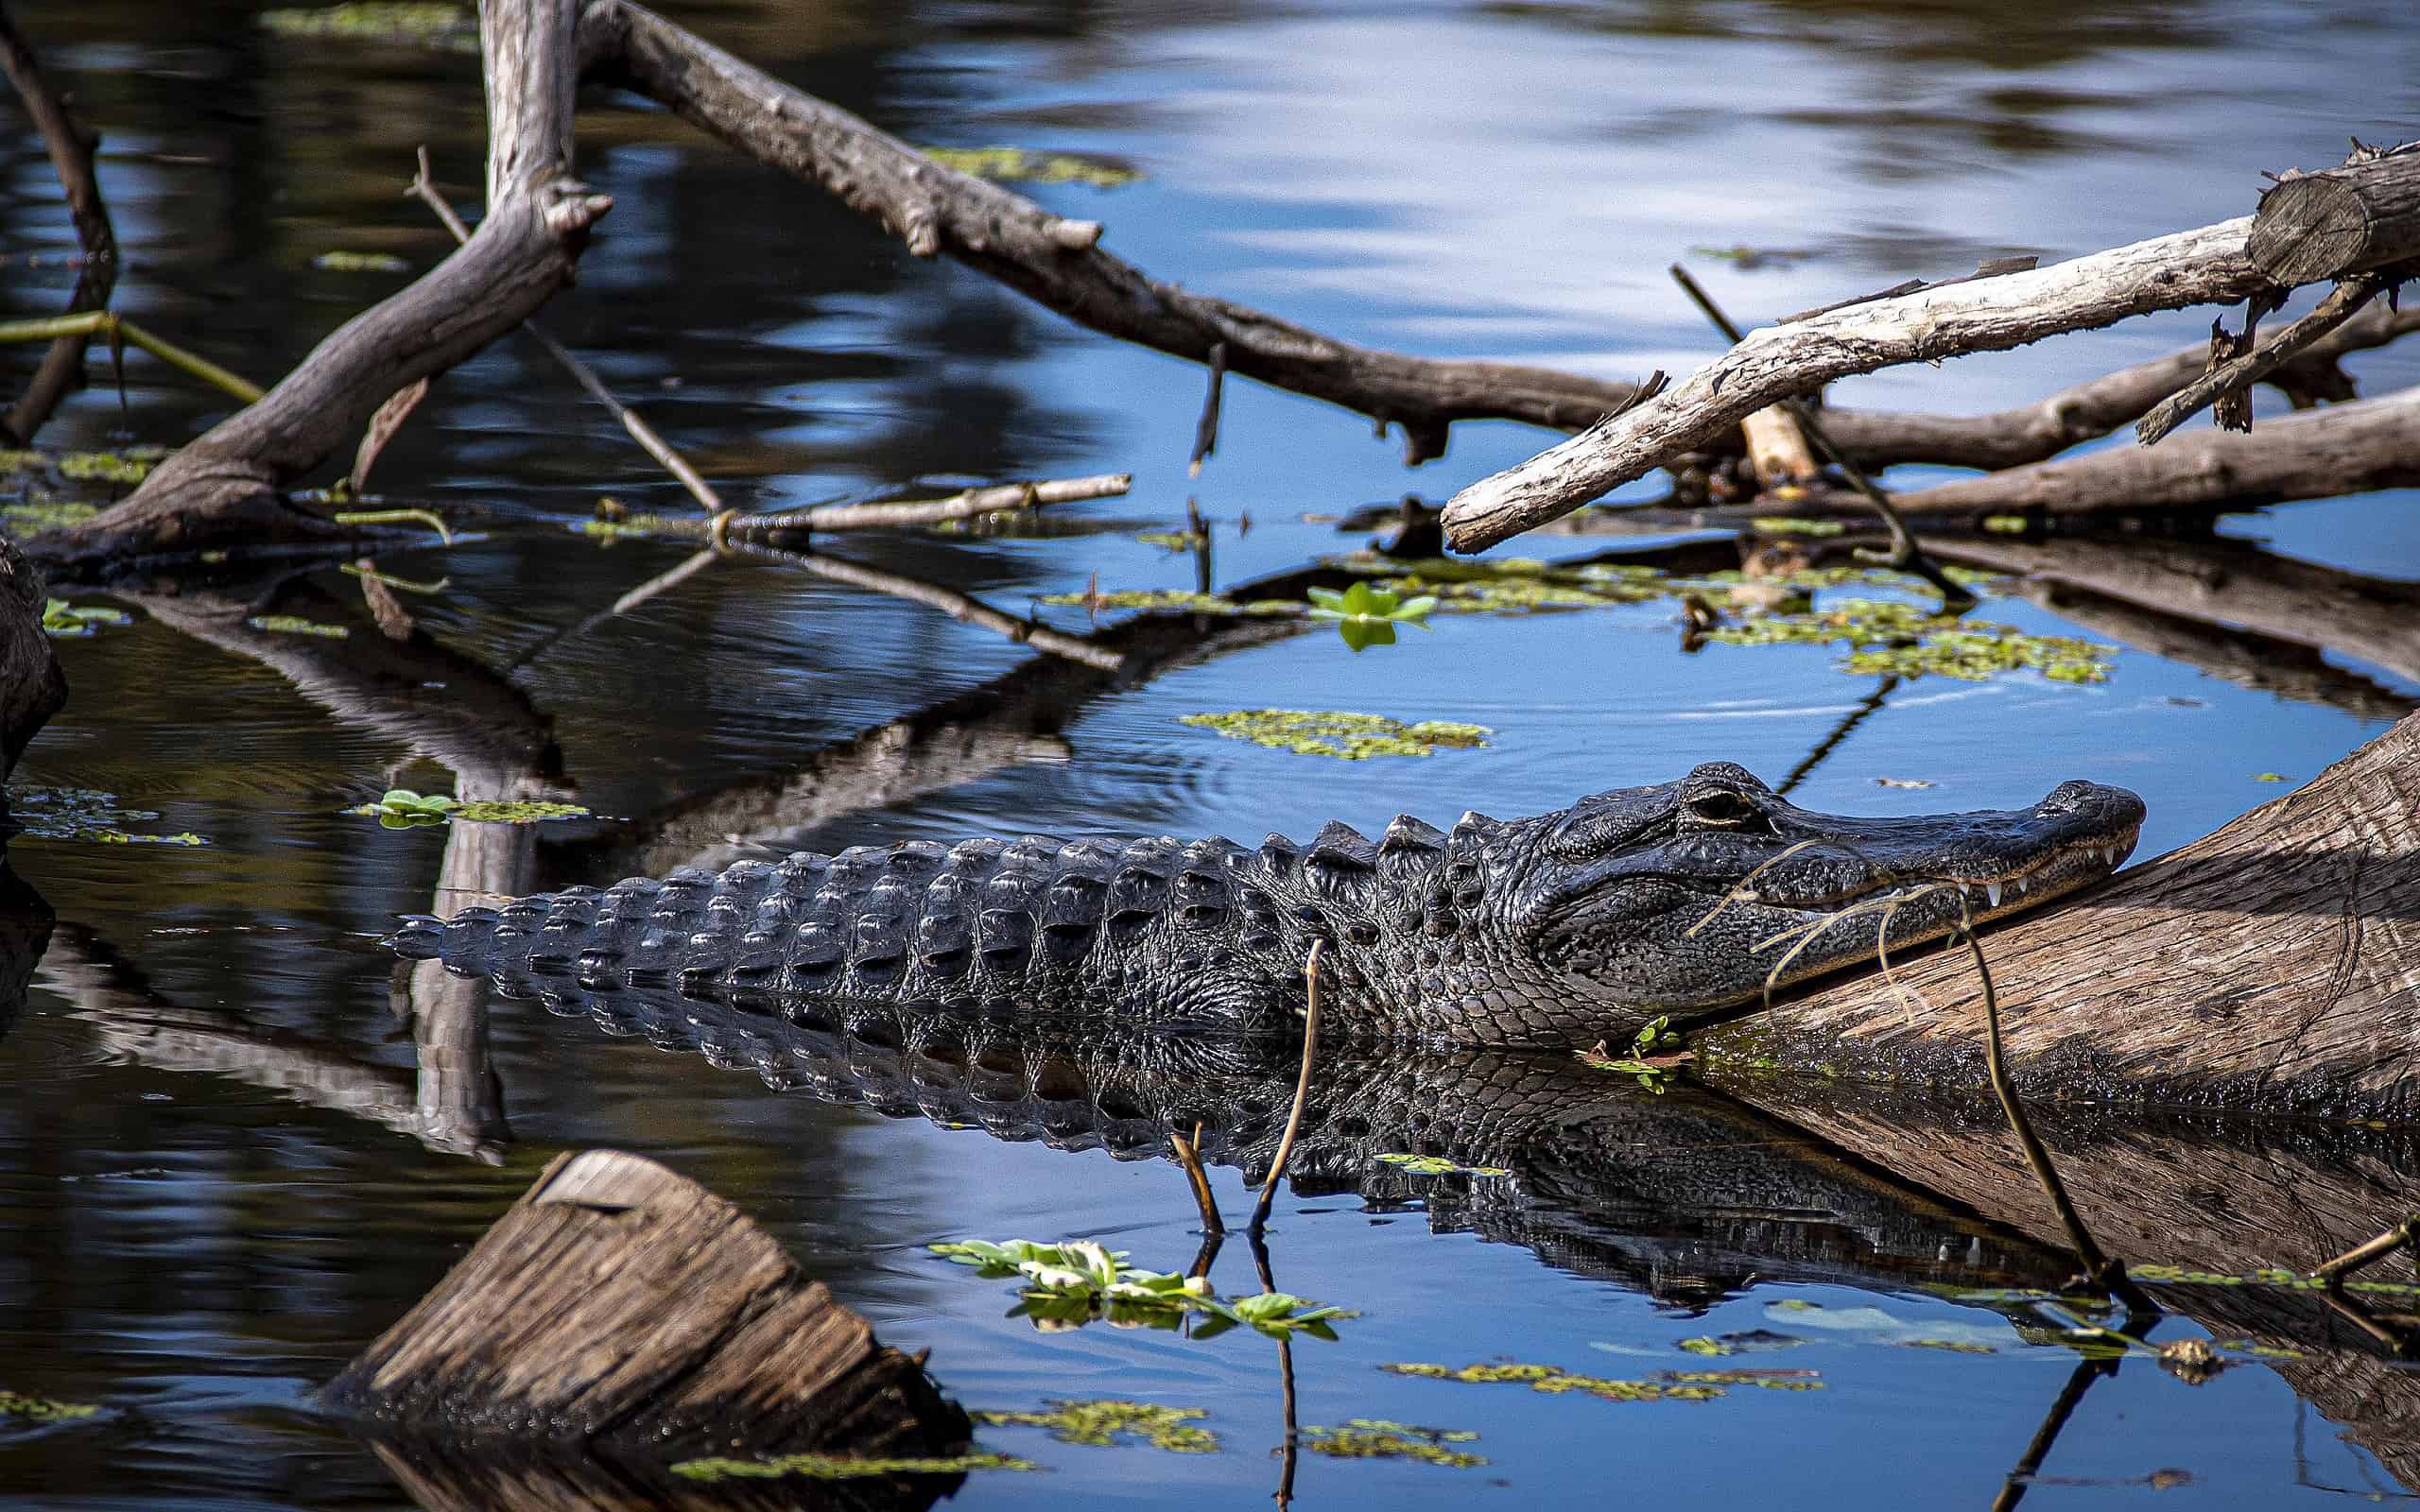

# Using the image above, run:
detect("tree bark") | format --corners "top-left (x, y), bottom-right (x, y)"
top-left (323, 1148), bottom-right (968, 1463)
top-left (0, 533), bottom-right (65, 777)
top-left (2251, 144), bottom-right (2420, 285)
top-left (26, 0), bottom-right (612, 567)
top-left (1703, 710), bottom-right (2420, 1122)
top-left (1443, 218), bottom-right (2275, 549)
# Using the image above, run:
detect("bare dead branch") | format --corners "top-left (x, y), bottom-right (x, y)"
top-left (2135, 275), bottom-right (2385, 444)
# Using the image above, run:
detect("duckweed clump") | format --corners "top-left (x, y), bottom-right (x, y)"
top-left (0, 1391), bottom-right (98, 1422)
top-left (10, 787), bottom-right (205, 847)
top-left (1038, 588), bottom-right (1303, 616)
top-left (670, 1452), bottom-right (1036, 1482)
top-left (258, 3), bottom-right (478, 50)
top-left (976, 1400), bottom-right (1217, 1452)
top-left (1302, 1420), bottom-right (1487, 1469)
top-left (1707, 598), bottom-right (2115, 683)
top-left (921, 146), bottom-right (1141, 187)
top-left (1180, 710), bottom-right (1491, 760)
top-left (1380, 1361), bottom-right (1822, 1402)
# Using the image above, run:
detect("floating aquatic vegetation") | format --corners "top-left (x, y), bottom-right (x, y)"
top-left (921, 146), bottom-right (1141, 187)
top-left (1302, 1420), bottom-right (1487, 1469)
top-left (1380, 1361), bottom-right (1820, 1401)
top-left (1039, 587), bottom-right (1301, 616)
top-left (258, 3), bottom-right (479, 51)
top-left (1134, 528), bottom-right (1207, 551)
top-left (1899, 1339), bottom-right (1997, 1355)
top-left (976, 1400), bottom-right (1218, 1453)
top-left (1307, 581), bottom-right (1436, 651)
top-left (578, 516), bottom-right (655, 542)
top-left (1981, 514), bottom-right (2030, 533)
top-left (1374, 1153), bottom-right (1512, 1178)
top-left (928, 1238), bottom-right (1348, 1338)
top-left (2, 496), bottom-right (99, 536)
top-left (56, 449), bottom-right (164, 485)
top-left (42, 599), bottom-right (129, 637)
top-left (1179, 709), bottom-right (1490, 760)
top-left (246, 614), bottom-right (350, 640)
top-left (0, 1391), bottom-right (98, 1422)
top-left (2255, 772), bottom-right (2290, 782)
top-left (1750, 517), bottom-right (1846, 537)
top-left (670, 1452), bottom-right (1036, 1482)
top-left (350, 789), bottom-right (590, 829)
top-left (9, 787), bottom-right (205, 847)
top-left (1707, 597), bottom-right (2115, 683)
top-left (1351, 554), bottom-right (1670, 615)
top-left (312, 250), bottom-right (412, 273)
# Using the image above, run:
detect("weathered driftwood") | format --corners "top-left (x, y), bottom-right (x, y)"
top-left (0, 534), bottom-right (65, 778)
top-left (1634, 382), bottom-right (2420, 525)
top-left (0, 6), bottom-right (117, 446)
top-left (29, 0), bottom-right (611, 564)
top-left (2251, 143), bottom-right (2420, 285)
top-left (324, 1148), bottom-right (968, 1462)
top-left (1705, 710), bottom-right (2420, 1121)
top-left (1443, 217), bottom-right (2278, 547)
top-left (2135, 274), bottom-right (2389, 445)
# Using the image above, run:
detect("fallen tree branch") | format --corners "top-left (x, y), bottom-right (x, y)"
top-left (579, 0), bottom-right (1647, 465)
top-left (2135, 274), bottom-right (2384, 444)
top-left (684, 472), bottom-right (1132, 537)
top-left (1443, 216), bottom-right (2273, 549)
top-left (29, 0), bottom-right (613, 566)
top-left (1809, 299), bottom-right (2419, 471)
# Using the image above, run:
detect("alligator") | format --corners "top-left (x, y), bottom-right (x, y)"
top-left (390, 762), bottom-right (2144, 1047)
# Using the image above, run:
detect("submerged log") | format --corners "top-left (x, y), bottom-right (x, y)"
top-left (325, 1149), bottom-right (967, 1462)
top-left (1708, 710), bottom-right (2420, 1121)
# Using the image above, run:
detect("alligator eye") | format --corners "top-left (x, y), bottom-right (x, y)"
top-left (1685, 791), bottom-right (1760, 826)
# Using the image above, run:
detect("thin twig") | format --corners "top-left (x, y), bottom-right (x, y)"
top-left (1249, 938), bottom-right (1325, 1235)
top-left (1953, 899), bottom-right (2155, 1313)
top-left (2313, 1215), bottom-right (2419, 1283)
top-left (410, 146), bottom-right (726, 514)
top-left (1171, 1119), bottom-right (1226, 1238)
top-left (703, 472), bottom-right (1130, 536)
top-left (0, 5), bottom-right (119, 444)
top-left (0, 313), bottom-right (261, 404)
top-left (1190, 340), bottom-right (1226, 478)
top-left (2135, 275), bottom-right (2385, 445)
top-left (1668, 265), bottom-right (1976, 610)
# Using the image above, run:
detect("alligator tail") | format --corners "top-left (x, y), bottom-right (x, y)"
top-left (383, 906), bottom-right (510, 970)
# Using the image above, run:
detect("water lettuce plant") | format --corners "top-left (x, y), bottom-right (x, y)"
top-left (928, 1238), bottom-right (1349, 1338)
top-left (352, 790), bottom-right (591, 828)
top-left (1307, 580), bottom-right (1436, 651)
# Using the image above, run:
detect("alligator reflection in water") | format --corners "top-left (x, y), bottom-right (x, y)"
top-left (483, 972), bottom-right (2420, 1494)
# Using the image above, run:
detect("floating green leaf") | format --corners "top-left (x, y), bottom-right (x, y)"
top-left (2255, 772), bottom-right (2290, 782)
top-left (930, 1237), bottom-right (1347, 1337)
top-left (921, 146), bottom-right (1141, 187)
top-left (350, 790), bottom-right (589, 828)
top-left (976, 1400), bottom-right (1217, 1452)
top-left (1375, 1153), bottom-right (1512, 1178)
top-left (1179, 709), bottom-right (1490, 760)
top-left (1037, 588), bottom-right (1302, 616)
top-left (1379, 1360), bottom-right (1820, 1402)
top-left (1750, 516), bottom-right (1845, 537)
top-left (670, 1452), bottom-right (1035, 1482)
top-left (1707, 597), bottom-right (2115, 683)
top-left (42, 598), bottom-right (130, 637)
top-left (3, 496), bottom-right (100, 535)
top-left (1307, 580), bottom-right (1440, 652)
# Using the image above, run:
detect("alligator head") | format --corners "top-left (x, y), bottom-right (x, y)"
top-left (1509, 762), bottom-right (2144, 1019)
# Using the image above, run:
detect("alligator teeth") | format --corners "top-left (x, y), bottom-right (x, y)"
top-left (1985, 882), bottom-right (2003, 908)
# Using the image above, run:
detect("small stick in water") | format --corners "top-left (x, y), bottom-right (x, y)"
top-left (1249, 938), bottom-right (1325, 1234)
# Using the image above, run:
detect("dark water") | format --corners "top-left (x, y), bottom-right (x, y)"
top-left (5, 1), bottom-right (2420, 1506)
